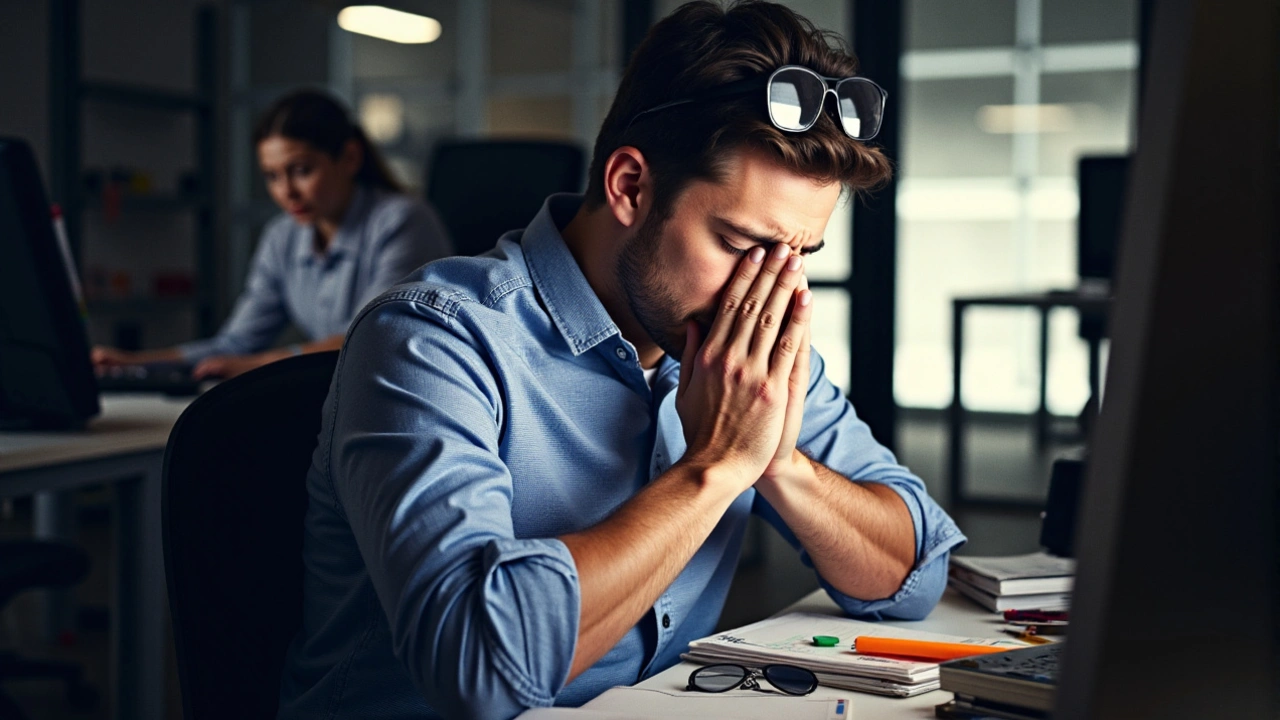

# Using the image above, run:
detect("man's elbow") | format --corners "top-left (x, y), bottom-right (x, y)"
top-left (387, 551), bottom-right (579, 719)
top-left (881, 559), bottom-right (950, 621)
top-left (392, 622), bottom-right (558, 720)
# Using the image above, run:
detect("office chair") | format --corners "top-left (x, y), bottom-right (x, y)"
top-left (425, 139), bottom-right (586, 256)
top-left (0, 540), bottom-right (97, 718)
top-left (162, 351), bottom-right (339, 720)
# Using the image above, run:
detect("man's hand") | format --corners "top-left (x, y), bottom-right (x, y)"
top-left (675, 242), bottom-right (812, 488)
top-left (762, 274), bottom-right (813, 483)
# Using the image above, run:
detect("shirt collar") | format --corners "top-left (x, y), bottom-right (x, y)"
top-left (522, 194), bottom-right (622, 356)
top-left (294, 185), bottom-right (371, 265)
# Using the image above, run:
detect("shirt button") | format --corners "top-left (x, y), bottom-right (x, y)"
top-left (662, 613), bottom-right (671, 629)
top-left (615, 347), bottom-right (628, 360)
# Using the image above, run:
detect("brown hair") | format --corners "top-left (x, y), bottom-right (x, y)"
top-left (253, 88), bottom-right (404, 193)
top-left (585, 1), bottom-right (891, 218)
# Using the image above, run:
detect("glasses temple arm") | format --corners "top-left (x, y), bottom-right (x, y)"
top-left (623, 77), bottom-right (764, 133)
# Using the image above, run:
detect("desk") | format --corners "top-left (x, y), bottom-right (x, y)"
top-left (615, 588), bottom-right (1001, 718)
top-left (949, 291), bottom-right (1110, 508)
top-left (0, 394), bottom-right (191, 720)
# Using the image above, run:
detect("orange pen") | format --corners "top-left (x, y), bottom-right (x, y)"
top-left (852, 636), bottom-right (1012, 662)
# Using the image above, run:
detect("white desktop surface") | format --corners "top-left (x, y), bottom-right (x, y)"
top-left (0, 392), bottom-right (194, 720)
top-left (0, 393), bottom-right (190, 474)
top-left (593, 588), bottom-right (1002, 718)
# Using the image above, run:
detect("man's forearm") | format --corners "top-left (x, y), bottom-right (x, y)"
top-left (559, 460), bottom-right (745, 682)
top-left (755, 451), bottom-right (916, 601)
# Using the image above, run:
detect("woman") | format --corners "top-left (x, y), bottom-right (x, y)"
top-left (92, 89), bottom-right (452, 379)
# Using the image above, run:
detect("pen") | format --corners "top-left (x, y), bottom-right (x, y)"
top-left (1019, 623), bottom-right (1066, 636)
top-left (1003, 609), bottom-right (1069, 622)
top-left (1002, 628), bottom-right (1054, 645)
top-left (852, 636), bottom-right (1012, 662)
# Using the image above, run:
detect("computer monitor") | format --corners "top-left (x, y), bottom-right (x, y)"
top-left (1076, 155), bottom-right (1129, 283)
top-left (0, 136), bottom-right (100, 429)
top-left (1054, 0), bottom-right (1277, 717)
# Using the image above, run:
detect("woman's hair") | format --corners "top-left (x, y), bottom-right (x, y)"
top-left (585, 1), bottom-right (892, 220)
top-left (253, 88), bottom-right (404, 193)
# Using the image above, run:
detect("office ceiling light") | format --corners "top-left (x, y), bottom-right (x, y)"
top-left (338, 6), bottom-right (442, 44)
top-left (977, 104), bottom-right (1076, 134)
top-left (359, 94), bottom-right (405, 143)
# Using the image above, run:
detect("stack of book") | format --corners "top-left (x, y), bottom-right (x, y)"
top-left (948, 552), bottom-right (1075, 613)
top-left (681, 612), bottom-right (1024, 698)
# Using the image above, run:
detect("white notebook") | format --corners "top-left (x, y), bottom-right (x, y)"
top-left (948, 574), bottom-right (1071, 612)
top-left (683, 612), bottom-right (1025, 692)
top-left (949, 552), bottom-right (1075, 596)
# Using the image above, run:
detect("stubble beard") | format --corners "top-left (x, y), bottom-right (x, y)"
top-left (616, 214), bottom-right (691, 359)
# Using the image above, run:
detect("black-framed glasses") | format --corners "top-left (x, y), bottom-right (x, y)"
top-left (686, 663), bottom-right (819, 696)
top-left (625, 65), bottom-right (887, 141)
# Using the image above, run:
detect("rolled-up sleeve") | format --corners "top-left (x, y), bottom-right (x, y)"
top-left (752, 350), bottom-right (966, 621)
top-left (325, 290), bottom-right (578, 720)
top-left (178, 224), bottom-right (290, 362)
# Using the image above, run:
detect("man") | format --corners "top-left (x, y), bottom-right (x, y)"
top-left (278, 2), bottom-right (965, 718)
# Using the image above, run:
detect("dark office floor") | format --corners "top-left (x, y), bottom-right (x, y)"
top-left (1, 411), bottom-right (1080, 719)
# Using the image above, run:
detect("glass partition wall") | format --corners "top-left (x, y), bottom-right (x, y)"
top-left (897, 0), bottom-right (1138, 415)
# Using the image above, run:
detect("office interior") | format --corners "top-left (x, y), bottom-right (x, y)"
top-left (0, 0), bottom-right (1274, 718)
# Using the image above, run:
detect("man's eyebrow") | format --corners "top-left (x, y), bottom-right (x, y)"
top-left (718, 218), bottom-right (826, 255)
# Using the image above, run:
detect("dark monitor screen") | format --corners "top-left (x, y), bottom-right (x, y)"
top-left (0, 137), bottom-right (99, 429)
top-left (1054, 0), bottom-right (1277, 716)
top-left (1076, 155), bottom-right (1129, 281)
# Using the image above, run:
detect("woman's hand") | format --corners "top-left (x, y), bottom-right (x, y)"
top-left (90, 346), bottom-right (137, 369)
top-left (193, 352), bottom-right (278, 380)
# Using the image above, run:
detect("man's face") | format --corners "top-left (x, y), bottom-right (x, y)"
top-left (617, 148), bottom-right (842, 358)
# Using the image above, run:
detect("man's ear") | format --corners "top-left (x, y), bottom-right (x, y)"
top-left (602, 146), bottom-right (651, 230)
top-left (340, 138), bottom-right (364, 178)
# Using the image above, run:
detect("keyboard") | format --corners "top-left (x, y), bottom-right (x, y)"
top-left (96, 362), bottom-right (202, 396)
top-left (939, 644), bottom-right (1060, 713)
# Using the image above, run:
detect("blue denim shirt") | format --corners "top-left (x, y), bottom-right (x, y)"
top-left (278, 194), bottom-right (966, 720)
top-left (178, 186), bottom-right (452, 362)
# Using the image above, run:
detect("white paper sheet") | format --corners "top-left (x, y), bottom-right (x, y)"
top-left (529, 685), bottom-right (851, 720)
top-left (686, 612), bottom-right (1025, 685)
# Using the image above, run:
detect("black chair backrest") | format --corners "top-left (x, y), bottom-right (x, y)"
top-left (162, 351), bottom-right (339, 720)
top-left (425, 139), bottom-right (585, 256)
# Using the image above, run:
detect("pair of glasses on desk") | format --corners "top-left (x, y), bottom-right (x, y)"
top-left (686, 664), bottom-right (818, 696)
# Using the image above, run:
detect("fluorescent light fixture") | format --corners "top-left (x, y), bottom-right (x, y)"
top-left (338, 5), bottom-right (442, 44)
top-left (977, 104), bottom-right (1077, 134)
top-left (359, 93), bottom-right (405, 143)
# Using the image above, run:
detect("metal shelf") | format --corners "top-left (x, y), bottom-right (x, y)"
top-left (86, 296), bottom-right (197, 314)
top-left (51, 0), bottom-right (218, 338)
top-left (84, 194), bottom-right (212, 213)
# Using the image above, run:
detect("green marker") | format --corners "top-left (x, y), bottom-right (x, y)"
top-left (812, 635), bottom-right (840, 647)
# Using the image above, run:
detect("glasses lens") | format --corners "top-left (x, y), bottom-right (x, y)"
top-left (769, 68), bottom-right (824, 131)
top-left (690, 664), bottom-right (748, 693)
top-left (834, 79), bottom-right (884, 140)
top-left (763, 665), bottom-right (818, 695)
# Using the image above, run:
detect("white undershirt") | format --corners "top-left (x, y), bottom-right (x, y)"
top-left (642, 367), bottom-right (658, 388)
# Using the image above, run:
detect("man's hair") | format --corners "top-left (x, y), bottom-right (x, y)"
top-left (584, 0), bottom-right (892, 218)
